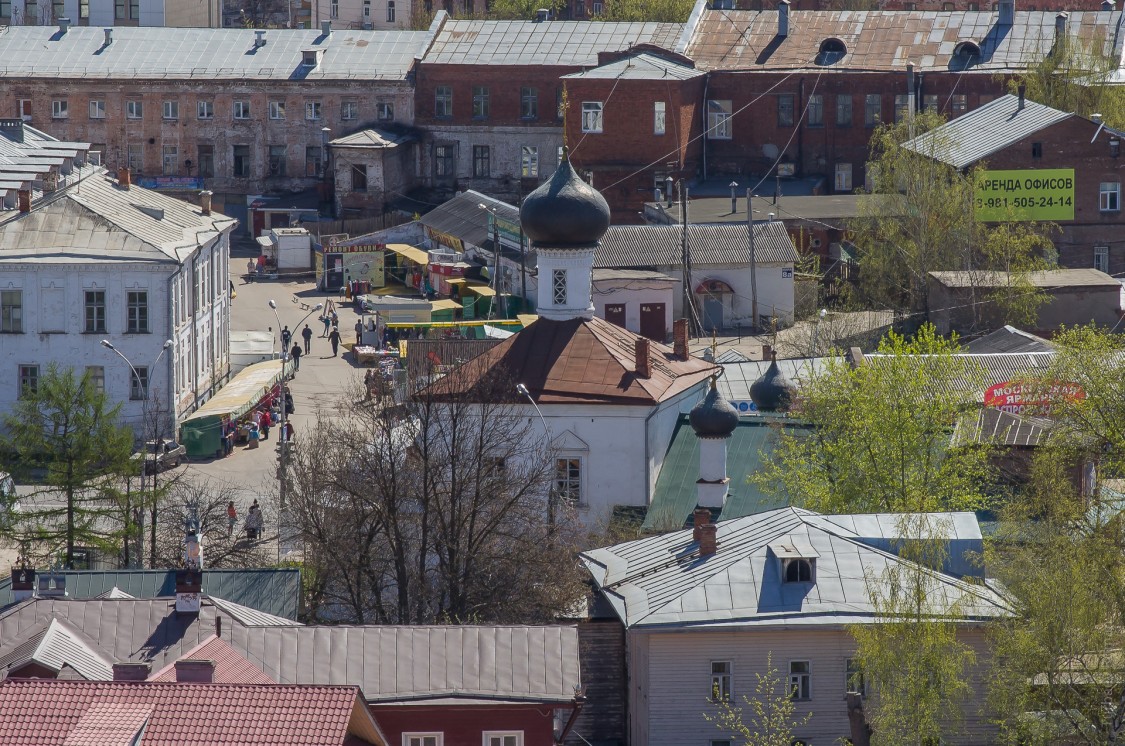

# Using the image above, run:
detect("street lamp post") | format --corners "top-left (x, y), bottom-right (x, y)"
top-left (267, 299), bottom-right (322, 562)
top-left (729, 181), bottom-right (738, 215)
top-left (479, 203), bottom-right (503, 319)
top-left (102, 338), bottom-right (173, 568)
top-left (517, 382), bottom-right (557, 521)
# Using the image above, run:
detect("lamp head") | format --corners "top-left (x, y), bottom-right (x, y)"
top-left (516, 383), bottom-right (529, 396)
top-left (314, 303), bottom-right (324, 310)
top-left (100, 340), bottom-right (114, 350)
top-left (163, 339), bottom-right (174, 349)
top-left (268, 299), bottom-right (277, 309)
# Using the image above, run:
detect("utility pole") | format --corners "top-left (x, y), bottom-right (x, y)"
top-left (679, 181), bottom-right (696, 336)
top-left (747, 188), bottom-right (759, 331)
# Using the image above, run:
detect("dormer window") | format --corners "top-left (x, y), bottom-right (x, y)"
top-left (301, 48), bottom-right (322, 67)
top-left (770, 537), bottom-right (818, 584)
top-left (952, 41), bottom-right (980, 69)
top-left (816, 38), bottom-right (847, 66)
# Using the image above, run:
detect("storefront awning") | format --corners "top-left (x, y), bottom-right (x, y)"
top-left (469, 285), bottom-right (496, 297)
top-left (386, 243), bottom-right (429, 265)
top-left (182, 360), bottom-right (286, 425)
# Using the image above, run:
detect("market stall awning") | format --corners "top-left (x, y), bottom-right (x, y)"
top-left (469, 285), bottom-right (496, 297)
top-left (430, 299), bottom-right (462, 312)
top-left (447, 278), bottom-right (468, 285)
top-left (182, 360), bottom-right (286, 424)
top-left (517, 314), bottom-right (538, 328)
top-left (386, 243), bottom-right (429, 265)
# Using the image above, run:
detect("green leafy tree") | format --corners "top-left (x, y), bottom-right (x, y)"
top-left (754, 325), bottom-right (993, 514)
top-left (850, 515), bottom-right (980, 746)
top-left (704, 651), bottom-right (813, 746)
top-left (595, 0), bottom-right (694, 22)
top-left (1012, 36), bottom-right (1125, 130)
top-left (0, 365), bottom-right (134, 567)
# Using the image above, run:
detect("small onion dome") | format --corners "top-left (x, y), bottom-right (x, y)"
top-left (750, 353), bottom-right (796, 412)
top-left (520, 148), bottom-right (610, 248)
top-left (690, 375), bottom-right (739, 439)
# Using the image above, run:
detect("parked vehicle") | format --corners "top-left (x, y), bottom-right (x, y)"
top-left (132, 439), bottom-right (186, 475)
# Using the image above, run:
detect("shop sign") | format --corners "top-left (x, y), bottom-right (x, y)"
top-left (975, 169), bottom-right (1075, 222)
top-left (984, 379), bottom-right (1085, 413)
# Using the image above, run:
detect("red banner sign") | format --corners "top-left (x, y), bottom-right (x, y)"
top-left (984, 379), bottom-right (1085, 414)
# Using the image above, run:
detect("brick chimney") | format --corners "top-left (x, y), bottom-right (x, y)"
top-left (692, 507), bottom-right (711, 541)
top-left (761, 343), bottom-right (772, 361)
top-left (635, 338), bottom-right (651, 379)
top-left (117, 166), bottom-right (131, 190)
top-left (846, 346), bottom-right (865, 368)
top-left (174, 659), bottom-right (215, 683)
top-left (17, 189), bottom-right (31, 213)
top-left (673, 318), bottom-right (689, 360)
top-left (11, 566), bottom-right (35, 603)
top-left (112, 662), bottom-right (151, 681)
top-left (199, 190), bottom-right (213, 216)
top-left (699, 523), bottom-right (718, 557)
top-left (777, 0), bottom-right (790, 37)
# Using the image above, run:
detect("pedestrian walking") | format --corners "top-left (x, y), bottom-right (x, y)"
top-left (322, 314), bottom-right (331, 336)
top-left (226, 501), bottom-right (237, 537)
top-left (281, 326), bottom-right (292, 350)
top-left (290, 343), bottom-right (302, 371)
top-left (354, 319), bottom-right (364, 346)
top-left (245, 503), bottom-right (263, 542)
top-left (302, 324), bottom-right (313, 354)
top-left (330, 310), bottom-right (339, 328)
top-left (328, 325), bottom-right (341, 356)
top-left (246, 258), bottom-right (255, 281)
top-left (258, 409), bottom-right (271, 440)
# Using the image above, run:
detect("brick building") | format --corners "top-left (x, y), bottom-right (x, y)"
top-left (905, 92), bottom-right (1125, 272)
top-left (563, 50), bottom-right (705, 221)
top-left (414, 18), bottom-right (682, 203)
top-left (0, 23), bottom-right (424, 229)
top-left (3, 0), bottom-right (222, 27)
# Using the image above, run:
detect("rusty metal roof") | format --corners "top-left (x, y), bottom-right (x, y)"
top-left (595, 222), bottom-right (797, 267)
top-left (685, 8), bottom-right (1124, 72)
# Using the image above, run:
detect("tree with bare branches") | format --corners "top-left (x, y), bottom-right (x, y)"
top-left (152, 479), bottom-right (275, 570)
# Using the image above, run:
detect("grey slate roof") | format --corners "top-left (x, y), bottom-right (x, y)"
top-left (224, 625), bottom-right (582, 703)
top-left (582, 507), bottom-right (1008, 629)
top-left (930, 268), bottom-right (1122, 288)
top-left (0, 25), bottom-right (427, 80)
top-left (423, 20), bottom-right (682, 66)
top-left (684, 8), bottom-right (1125, 73)
top-left (0, 169), bottom-right (236, 264)
top-left (0, 569), bottom-right (301, 620)
top-left (962, 325), bottom-right (1055, 353)
top-left (561, 52), bottom-right (704, 80)
top-left (594, 222), bottom-right (797, 268)
top-left (330, 129), bottom-right (413, 149)
top-left (419, 189), bottom-right (518, 248)
top-left (903, 94), bottom-right (1075, 169)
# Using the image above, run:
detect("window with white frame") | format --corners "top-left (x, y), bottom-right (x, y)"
top-left (84, 290), bottom-right (106, 333)
top-left (127, 143), bottom-right (143, 175)
top-left (130, 366), bottom-right (149, 401)
top-left (51, 100), bottom-right (68, 118)
top-left (197, 100), bottom-right (214, 120)
top-left (711, 661), bottom-right (731, 702)
top-left (162, 100), bottom-right (178, 120)
top-left (483, 733), bottom-right (522, 746)
top-left (521, 146), bottom-right (539, 178)
top-left (1095, 245), bottom-right (1110, 273)
top-left (341, 100), bottom-right (358, 120)
top-left (789, 661), bottom-right (811, 700)
top-left (330, 0), bottom-right (338, 15)
top-left (233, 100), bottom-right (251, 120)
top-left (364, 0), bottom-right (371, 15)
top-left (1, 290), bottom-right (22, 333)
top-left (162, 145), bottom-right (177, 176)
top-left (89, 99), bottom-right (105, 119)
top-left (653, 100), bottom-right (666, 135)
top-left (1101, 182), bottom-right (1121, 212)
top-left (554, 457), bottom-right (581, 504)
top-left (846, 658), bottom-right (866, 696)
top-left (305, 101), bottom-right (322, 120)
top-left (581, 101), bottom-right (603, 133)
top-left (377, 102), bottom-right (394, 121)
top-left (472, 86), bottom-right (490, 119)
top-left (403, 735), bottom-right (442, 746)
top-left (707, 100), bottom-right (732, 139)
top-left (84, 366), bottom-right (105, 395)
top-left (521, 86), bottom-right (538, 119)
top-left (126, 100), bottom-right (143, 119)
top-left (435, 86), bottom-right (452, 118)
top-left (807, 94), bottom-right (823, 126)
top-left (269, 100), bottom-right (286, 120)
top-left (551, 268), bottom-right (567, 305)
top-left (951, 93), bottom-right (968, 115)
top-left (387, 0), bottom-right (395, 22)
top-left (18, 365), bottom-right (38, 398)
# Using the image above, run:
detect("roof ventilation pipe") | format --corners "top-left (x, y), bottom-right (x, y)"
top-left (254, 29), bottom-right (266, 48)
top-left (778, 0), bottom-right (790, 37)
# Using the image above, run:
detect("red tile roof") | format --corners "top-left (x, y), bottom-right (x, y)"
top-left (421, 316), bottom-right (718, 405)
top-left (147, 635), bottom-right (274, 685)
top-left (0, 680), bottom-right (384, 746)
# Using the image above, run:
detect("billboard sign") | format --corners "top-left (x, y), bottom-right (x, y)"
top-left (984, 379), bottom-right (1085, 414)
top-left (975, 169), bottom-right (1075, 222)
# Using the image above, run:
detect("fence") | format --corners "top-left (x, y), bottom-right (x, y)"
top-left (305, 213), bottom-right (412, 241)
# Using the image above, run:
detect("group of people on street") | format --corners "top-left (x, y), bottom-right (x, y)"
top-left (227, 499), bottom-right (265, 541)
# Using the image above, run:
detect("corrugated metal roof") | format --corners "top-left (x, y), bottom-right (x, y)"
top-left (561, 52), bottom-right (704, 80)
top-left (582, 507), bottom-right (1008, 629)
top-left (594, 221), bottom-right (797, 268)
top-left (209, 596), bottom-right (303, 627)
top-left (930, 268), bottom-right (1122, 288)
top-left (147, 635), bottom-right (275, 684)
top-left (685, 8), bottom-right (1125, 73)
top-left (954, 407), bottom-right (1051, 447)
top-left (418, 189), bottom-right (518, 248)
top-left (903, 94), bottom-right (1073, 169)
top-left (962, 325), bottom-right (1055, 353)
top-left (0, 618), bottom-right (115, 681)
top-left (0, 569), bottom-right (302, 620)
top-left (423, 20), bottom-right (682, 66)
top-left (0, 25), bottom-right (427, 80)
top-left (223, 625), bottom-right (582, 703)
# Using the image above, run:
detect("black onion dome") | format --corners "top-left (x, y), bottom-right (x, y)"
top-left (690, 376), bottom-right (739, 439)
top-left (520, 149), bottom-right (611, 248)
top-left (750, 354), bottom-right (796, 412)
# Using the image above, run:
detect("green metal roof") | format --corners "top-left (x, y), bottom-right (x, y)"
top-left (0, 569), bottom-right (300, 620)
top-left (643, 416), bottom-right (807, 531)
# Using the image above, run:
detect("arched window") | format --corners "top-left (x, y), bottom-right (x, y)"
top-left (816, 38), bottom-right (847, 66)
top-left (784, 558), bottom-right (813, 583)
top-left (952, 41), bottom-right (981, 69)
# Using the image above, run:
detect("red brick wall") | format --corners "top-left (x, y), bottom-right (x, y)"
top-left (415, 64), bottom-right (574, 127)
top-left (370, 702), bottom-right (571, 746)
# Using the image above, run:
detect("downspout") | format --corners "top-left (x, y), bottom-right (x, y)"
top-left (643, 403), bottom-right (661, 508)
top-left (210, 240), bottom-right (217, 397)
top-left (700, 75), bottom-right (709, 181)
top-left (557, 693), bottom-right (587, 745)
top-left (797, 78), bottom-right (804, 175)
top-left (167, 269), bottom-right (176, 439)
